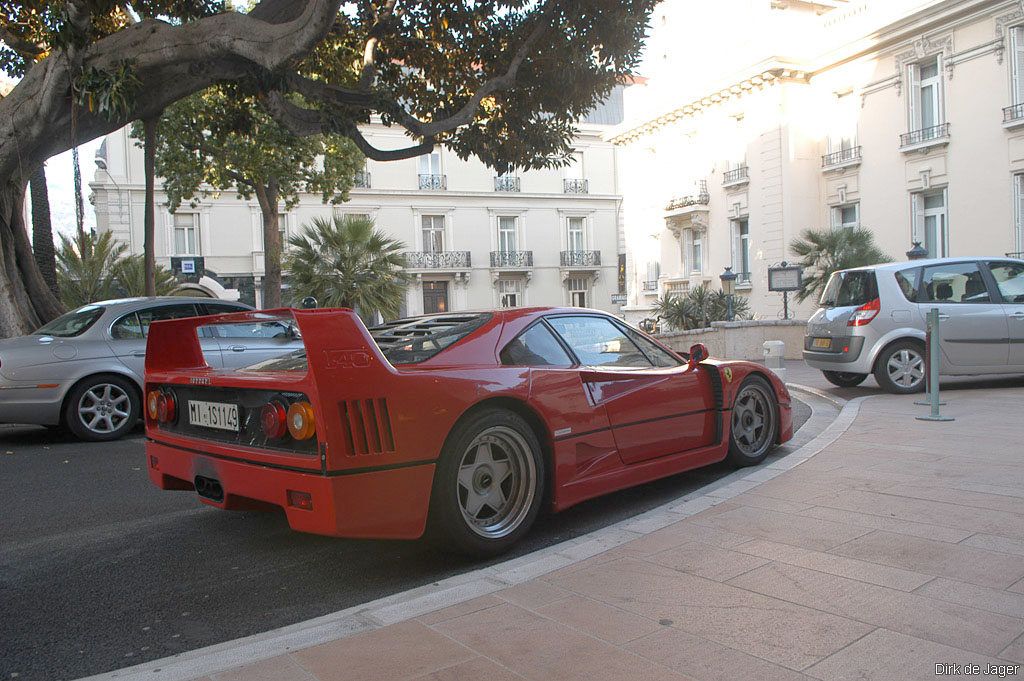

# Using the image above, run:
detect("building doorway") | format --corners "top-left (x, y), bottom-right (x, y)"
top-left (423, 281), bottom-right (449, 314)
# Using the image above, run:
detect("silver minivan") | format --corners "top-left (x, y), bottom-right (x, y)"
top-left (803, 257), bottom-right (1024, 393)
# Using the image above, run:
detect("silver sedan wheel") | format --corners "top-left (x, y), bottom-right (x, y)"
top-left (457, 426), bottom-right (537, 539)
top-left (731, 383), bottom-right (773, 457)
top-left (886, 348), bottom-right (924, 389)
top-left (77, 383), bottom-right (132, 434)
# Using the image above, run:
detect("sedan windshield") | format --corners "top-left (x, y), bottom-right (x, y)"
top-left (33, 306), bottom-right (105, 337)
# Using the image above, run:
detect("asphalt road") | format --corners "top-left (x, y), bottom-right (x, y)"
top-left (1, 398), bottom-right (811, 681)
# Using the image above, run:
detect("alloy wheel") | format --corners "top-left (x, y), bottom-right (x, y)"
top-left (886, 348), bottom-right (924, 389)
top-left (456, 425), bottom-right (537, 539)
top-left (77, 383), bottom-right (132, 434)
top-left (731, 383), bottom-right (773, 457)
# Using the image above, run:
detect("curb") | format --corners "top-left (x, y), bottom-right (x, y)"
top-left (84, 390), bottom-right (867, 681)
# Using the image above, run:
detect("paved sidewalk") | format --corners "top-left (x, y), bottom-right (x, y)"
top-left (129, 387), bottom-right (1024, 681)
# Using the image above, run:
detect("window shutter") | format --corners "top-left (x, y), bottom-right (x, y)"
top-left (1014, 28), bottom-right (1024, 104)
top-left (911, 193), bottom-right (924, 244)
top-left (906, 63), bottom-right (921, 130)
top-left (1017, 175), bottom-right (1024, 251)
top-left (682, 229), bottom-right (693, 272)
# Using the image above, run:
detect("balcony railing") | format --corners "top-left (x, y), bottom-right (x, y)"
top-left (490, 250), bottom-right (534, 268)
top-left (1004, 104), bottom-right (1024, 125)
top-left (723, 166), bottom-right (749, 186)
top-left (494, 176), bottom-right (521, 192)
top-left (353, 171), bottom-right (371, 188)
top-left (821, 146), bottom-right (861, 168)
top-left (563, 178), bottom-right (589, 194)
top-left (560, 250), bottom-right (601, 267)
top-left (403, 251), bottom-right (471, 269)
top-left (666, 180), bottom-right (710, 210)
top-left (1006, 251), bottom-right (1024, 259)
top-left (418, 174), bottom-right (447, 190)
top-left (900, 123), bottom-right (950, 148)
top-left (642, 280), bottom-right (659, 291)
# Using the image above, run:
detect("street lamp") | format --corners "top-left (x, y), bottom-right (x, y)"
top-left (906, 241), bottom-right (928, 260)
top-left (94, 157), bottom-right (132, 249)
top-left (719, 266), bottom-right (737, 321)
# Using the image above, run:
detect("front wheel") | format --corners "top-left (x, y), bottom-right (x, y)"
top-left (726, 376), bottom-right (778, 467)
top-left (873, 341), bottom-right (926, 394)
top-left (429, 408), bottom-right (544, 556)
top-left (822, 370), bottom-right (868, 388)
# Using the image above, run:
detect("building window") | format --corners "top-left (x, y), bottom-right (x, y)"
top-left (498, 216), bottom-right (518, 252)
top-left (832, 203), bottom-right (859, 230)
top-left (1015, 174), bottom-right (1024, 253)
top-left (422, 215), bottom-right (445, 253)
top-left (567, 217), bottom-right (586, 252)
top-left (567, 277), bottom-right (589, 307)
top-left (908, 56), bottom-right (943, 133)
top-left (173, 213), bottom-right (199, 255)
top-left (563, 152), bottom-right (588, 193)
top-left (912, 188), bottom-right (948, 258)
top-left (643, 262), bottom-right (660, 291)
top-left (731, 219), bottom-right (750, 283)
top-left (498, 278), bottom-right (523, 308)
top-left (418, 152), bottom-right (445, 189)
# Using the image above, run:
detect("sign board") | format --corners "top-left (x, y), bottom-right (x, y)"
top-left (170, 256), bottom-right (205, 279)
top-left (180, 259), bottom-right (196, 274)
top-left (617, 253), bottom-right (626, 293)
top-left (611, 293), bottom-right (627, 304)
top-left (768, 265), bottom-right (802, 292)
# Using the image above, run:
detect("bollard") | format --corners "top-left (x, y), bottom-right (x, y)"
top-left (763, 340), bottom-right (786, 384)
top-left (916, 307), bottom-right (953, 422)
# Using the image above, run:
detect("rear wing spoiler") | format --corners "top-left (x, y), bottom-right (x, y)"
top-left (145, 307), bottom-right (392, 377)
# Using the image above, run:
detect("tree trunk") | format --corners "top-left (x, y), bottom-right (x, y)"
top-left (255, 182), bottom-right (282, 309)
top-left (143, 115), bottom-right (160, 297)
top-left (29, 164), bottom-right (58, 295)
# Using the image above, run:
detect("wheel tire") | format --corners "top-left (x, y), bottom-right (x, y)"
top-left (726, 376), bottom-right (778, 467)
top-left (64, 375), bottom-right (140, 441)
top-left (429, 408), bottom-right (545, 557)
top-left (873, 341), bottom-right (926, 394)
top-left (822, 370), bottom-right (868, 388)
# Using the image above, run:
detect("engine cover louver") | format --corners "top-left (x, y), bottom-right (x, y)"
top-left (339, 398), bottom-right (395, 455)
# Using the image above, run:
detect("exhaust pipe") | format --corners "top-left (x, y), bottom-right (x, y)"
top-left (194, 475), bottom-right (224, 503)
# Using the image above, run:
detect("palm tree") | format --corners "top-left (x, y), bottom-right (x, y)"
top-left (285, 215), bottom-right (409, 321)
top-left (56, 231), bottom-right (127, 309)
top-left (654, 284), bottom-right (752, 331)
top-left (30, 164), bottom-right (58, 295)
top-left (110, 255), bottom-right (179, 297)
top-left (790, 227), bottom-right (891, 302)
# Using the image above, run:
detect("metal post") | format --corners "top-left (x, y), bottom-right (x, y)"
top-left (914, 313), bottom-right (944, 406)
top-left (726, 294), bottom-right (734, 321)
top-left (782, 291), bottom-right (789, 320)
top-left (916, 307), bottom-right (953, 422)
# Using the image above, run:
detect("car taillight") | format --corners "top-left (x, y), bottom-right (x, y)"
top-left (260, 401), bottom-right (288, 439)
top-left (147, 391), bottom-right (160, 420)
top-left (847, 298), bottom-right (880, 326)
top-left (156, 391), bottom-right (176, 422)
top-left (287, 401), bottom-right (316, 440)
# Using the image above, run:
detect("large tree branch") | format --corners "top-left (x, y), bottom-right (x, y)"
top-left (0, 26), bottom-right (46, 59)
top-left (359, 0), bottom-right (399, 90)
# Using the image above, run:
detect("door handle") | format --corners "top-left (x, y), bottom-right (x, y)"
top-left (131, 350), bottom-right (146, 357)
top-left (937, 313), bottom-right (950, 320)
top-left (228, 345), bottom-right (246, 352)
top-left (1012, 311), bottom-right (1024, 320)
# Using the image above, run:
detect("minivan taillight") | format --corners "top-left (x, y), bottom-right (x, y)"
top-left (847, 298), bottom-right (880, 326)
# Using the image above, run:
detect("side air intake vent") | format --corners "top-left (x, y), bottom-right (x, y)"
top-left (339, 398), bottom-right (395, 455)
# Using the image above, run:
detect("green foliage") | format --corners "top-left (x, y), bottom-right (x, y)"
top-left (790, 227), bottom-right (892, 302)
top-left (74, 61), bottom-right (142, 120)
top-left (655, 284), bottom-right (752, 331)
top-left (55, 230), bottom-right (127, 308)
top-left (285, 214), bottom-right (408, 321)
top-left (110, 254), bottom-right (178, 297)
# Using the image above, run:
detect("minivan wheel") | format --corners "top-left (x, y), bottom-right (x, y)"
top-left (822, 371), bottom-right (867, 388)
top-left (873, 341), bottom-right (926, 394)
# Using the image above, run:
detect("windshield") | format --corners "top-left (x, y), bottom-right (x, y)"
top-left (819, 270), bottom-right (877, 308)
top-left (33, 306), bottom-right (105, 337)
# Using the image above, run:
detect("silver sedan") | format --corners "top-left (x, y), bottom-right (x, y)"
top-left (0, 297), bottom-right (302, 440)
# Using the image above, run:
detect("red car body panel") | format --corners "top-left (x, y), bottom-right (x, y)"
top-left (144, 307), bottom-right (792, 539)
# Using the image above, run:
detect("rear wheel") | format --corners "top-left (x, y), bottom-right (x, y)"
top-left (726, 376), bottom-right (778, 467)
top-left (822, 370), bottom-right (868, 388)
top-left (873, 341), bottom-right (925, 394)
top-left (430, 408), bottom-right (544, 556)
top-left (64, 375), bottom-right (140, 441)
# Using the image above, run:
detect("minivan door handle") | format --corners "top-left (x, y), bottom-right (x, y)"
top-left (131, 350), bottom-right (146, 357)
top-left (937, 312), bottom-right (950, 321)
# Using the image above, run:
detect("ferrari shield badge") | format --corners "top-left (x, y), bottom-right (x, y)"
top-left (722, 367), bottom-right (733, 383)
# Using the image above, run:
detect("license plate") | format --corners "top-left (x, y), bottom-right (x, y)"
top-left (188, 400), bottom-right (239, 432)
top-left (812, 337), bottom-right (832, 349)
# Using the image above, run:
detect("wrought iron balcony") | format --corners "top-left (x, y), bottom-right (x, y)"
top-left (490, 250), bottom-right (534, 268)
top-left (494, 176), bottom-right (521, 192)
top-left (723, 166), bottom-right (749, 186)
top-left (1004, 104), bottom-right (1024, 125)
top-left (642, 280), bottom-right (659, 291)
top-left (560, 250), bottom-right (601, 267)
top-left (563, 178), bottom-right (589, 194)
top-left (418, 174), bottom-right (447, 190)
top-left (666, 180), bottom-right (710, 211)
top-left (353, 171), bottom-right (371, 188)
top-left (900, 123), bottom-right (950, 149)
top-left (821, 146), bottom-right (861, 168)
top-left (404, 251), bottom-right (471, 269)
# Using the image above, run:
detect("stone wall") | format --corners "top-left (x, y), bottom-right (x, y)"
top-left (654, 319), bottom-right (807, 361)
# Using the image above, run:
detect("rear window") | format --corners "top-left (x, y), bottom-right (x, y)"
top-left (370, 314), bottom-right (492, 364)
top-left (34, 305), bottom-right (104, 337)
top-left (819, 270), bottom-right (877, 308)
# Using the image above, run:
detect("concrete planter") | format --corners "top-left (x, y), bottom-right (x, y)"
top-left (654, 319), bottom-right (807, 361)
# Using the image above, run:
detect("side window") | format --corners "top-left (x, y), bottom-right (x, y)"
top-left (209, 321), bottom-right (293, 339)
top-left (920, 263), bottom-right (991, 304)
top-left (137, 304), bottom-right (199, 336)
top-left (894, 268), bottom-right (920, 302)
top-left (547, 316), bottom-right (652, 368)
top-left (203, 303), bottom-right (246, 315)
top-left (500, 323), bottom-right (573, 367)
top-left (110, 312), bottom-right (143, 340)
top-left (623, 327), bottom-right (681, 367)
top-left (987, 261), bottom-right (1024, 303)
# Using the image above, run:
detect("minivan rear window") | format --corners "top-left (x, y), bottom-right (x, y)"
top-left (819, 270), bottom-right (877, 308)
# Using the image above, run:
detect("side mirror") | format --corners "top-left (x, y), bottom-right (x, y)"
top-left (688, 343), bottom-right (708, 368)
